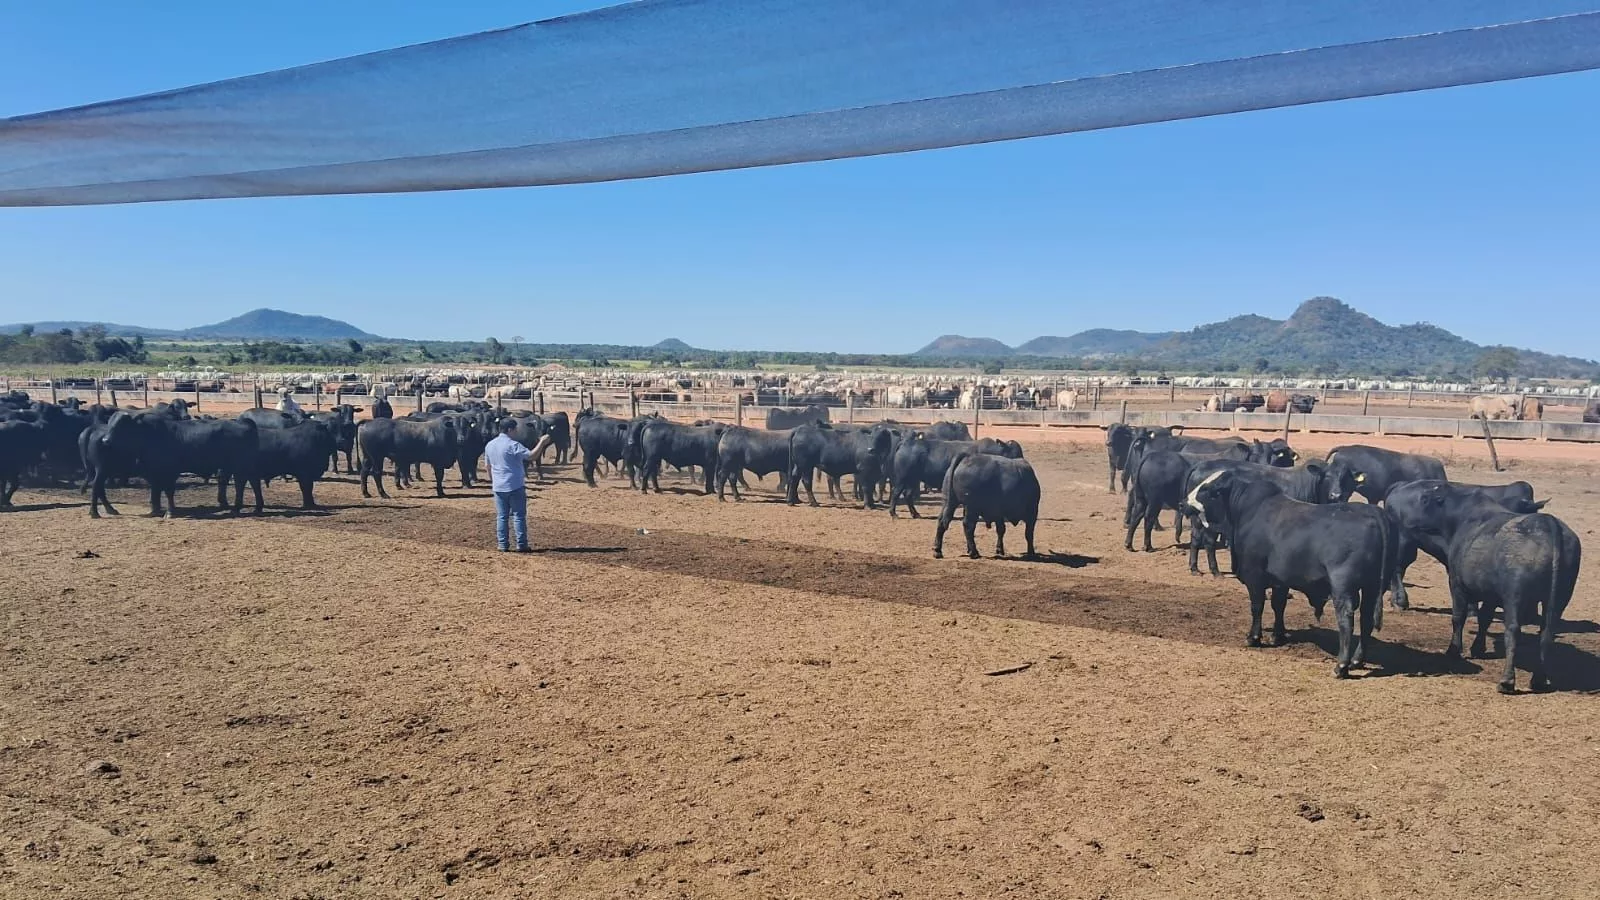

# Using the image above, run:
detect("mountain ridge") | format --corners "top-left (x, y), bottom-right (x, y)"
top-left (2, 308), bottom-right (382, 342)
top-left (912, 297), bottom-right (1597, 378)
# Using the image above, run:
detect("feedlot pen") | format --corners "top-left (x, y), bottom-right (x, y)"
top-left (2, 437), bottom-right (1598, 898)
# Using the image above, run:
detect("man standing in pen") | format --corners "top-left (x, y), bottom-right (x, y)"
top-left (483, 419), bottom-right (550, 552)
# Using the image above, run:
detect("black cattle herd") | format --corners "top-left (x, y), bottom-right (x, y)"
top-left (0, 390), bottom-right (1582, 694)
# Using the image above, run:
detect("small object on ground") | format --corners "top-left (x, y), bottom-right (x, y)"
top-left (984, 662), bottom-right (1033, 677)
top-left (74, 550), bottom-right (100, 559)
top-left (636, 528), bottom-right (650, 535)
top-left (84, 759), bottom-right (120, 777)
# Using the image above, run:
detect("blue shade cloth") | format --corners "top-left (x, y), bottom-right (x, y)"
top-left (2, 1), bottom-right (1599, 206)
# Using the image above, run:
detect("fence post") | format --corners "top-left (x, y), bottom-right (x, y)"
top-left (847, 391), bottom-right (855, 424)
top-left (50, 379), bottom-right (58, 405)
top-left (142, 381), bottom-right (149, 407)
top-left (1407, 387), bottom-right (1414, 408)
top-left (1118, 399), bottom-right (1128, 424)
top-left (415, 390), bottom-right (423, 414)
top-left (630, 390), bottom-right (639, 419)
top-left (315, 387), bottom-right (321, 411)
top-left (194, 383), bottom-right (200, 411)
top-left (971, 392), bottom-right (981, 438)
top-left (1361, 390), bottom-right (1371, 416)
top-left (736, 393), bottom-right (744, 427)
top-left (1479, 416), bottom-right (1501, 472)
top-left (253, 382), bottom-right (263, 409)
top-left (1169, 382), bottom-right (1176, 403)
top-left (1092, 383), bottom-right (1101, 410)
top-left (1282, 406), bottom-right (1292, 442)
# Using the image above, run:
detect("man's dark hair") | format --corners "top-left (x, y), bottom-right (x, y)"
top-left (500, 418), bottom-right (518, 432)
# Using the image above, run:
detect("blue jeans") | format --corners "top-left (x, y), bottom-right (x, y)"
top-left (494, 489), bottom-right (528, 550)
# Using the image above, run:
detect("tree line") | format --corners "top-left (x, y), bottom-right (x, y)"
top-left (0, 325), bottom-right (150, 365)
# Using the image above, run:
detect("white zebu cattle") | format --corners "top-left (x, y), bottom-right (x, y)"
top-left (1056, 389), bottom-right (1079, 410)
top-left (1469, 394), bottom-right (1517, 420)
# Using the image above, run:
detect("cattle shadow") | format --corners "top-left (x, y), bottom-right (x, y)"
top-left (2, 501), bottom-right (91, 513)
top-left (1298, 624), bottom-right (1600, 690)
top-left (531, 546), bottom-right (627, 555)
top-left (1297, 627), bottom-right (1482, 679)
top-left (1030, 552), bottom-right (1101, 569)
top-left (1400, 604), bottom-right (1600, 635)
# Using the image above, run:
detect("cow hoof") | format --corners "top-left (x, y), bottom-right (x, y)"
top-left (89, 510), bottom-right (101, 520)
top-left (1469, 644), bottom-right (1488, 659)
top-left (1444, 645), bottom-right (1462, 659)
top-left (1497, 681), bottom-right (1517, 695)
top-left (1246, 635), bottom-right (1263, 648)
top-left (966, 551), bottom-right (981, 560)
top-left (932, 550), bottom-right (943, 559)
top-left (1391, 597), bottom-right (1410, 611)
top-left (1334, 665), bottom-right (1351, 679)
top-left (1271, 633), bottom-right (1288, 647)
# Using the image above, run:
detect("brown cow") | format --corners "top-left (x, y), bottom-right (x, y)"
top-left (1518, 395), bottom-right (1544, 421)
top-left (1264, 390), bottom-right (1290, 414)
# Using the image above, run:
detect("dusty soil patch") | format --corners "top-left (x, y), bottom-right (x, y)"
top-left (2, 441), bottom-right (1598, 899)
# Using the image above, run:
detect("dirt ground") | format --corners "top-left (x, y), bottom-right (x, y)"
top-left (2, 436), bottom-right (1598, 899)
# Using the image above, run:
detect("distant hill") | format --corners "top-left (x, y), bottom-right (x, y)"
top-left (652, 338), bottom-right (695, 352)
top-left (183, 309), bottom-right (380, 341)
top-left (1016, 329), bottom-right (1177, 358)
top-left (0, 320), bottom-right (181, 338)
top-left (920, 297), bottom-right (1597, 378)
top-left (913, 335), bottom-right (1014, 358)
top-left (2, 308), bottom-right (381, 342)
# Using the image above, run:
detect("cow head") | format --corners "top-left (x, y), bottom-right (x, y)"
top-left (1183, 470), bottom-right (1232, 532)
top-left (1310, 460), bottom-right (1356, 504)
top-left (1321, 458), bottom-right (1364, 503)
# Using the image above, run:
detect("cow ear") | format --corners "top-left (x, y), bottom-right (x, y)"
top-left (1532, 499), bottom-right (1551, 510)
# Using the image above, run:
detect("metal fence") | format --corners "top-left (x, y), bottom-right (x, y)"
top-left (11, 383), bottom-right (1600, 443)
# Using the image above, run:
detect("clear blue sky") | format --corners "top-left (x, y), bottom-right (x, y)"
top-left (2, 1), bottom-right (1597, 358)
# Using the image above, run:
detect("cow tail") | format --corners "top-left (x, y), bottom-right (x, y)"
top-left (1544, 515), bottom-right (1563, 638)
top-left (1375, 510), bottom-right (1391, 631)
top-left (942, 450), bottom-right (971, 498)
top-left (353, 421), bottom-right (363, 471)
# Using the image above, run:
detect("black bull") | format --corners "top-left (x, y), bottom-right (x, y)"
top-left (932, 452), bottom-right (1040, 560)
top-left (1185, 471), bottom-right (1396, 679)
top-left (637, 420), bottom-right (726, 494)
top-left (786, 423), bottom-right (893, 508)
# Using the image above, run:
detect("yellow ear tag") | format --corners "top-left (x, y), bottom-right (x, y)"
top-left (1354, 473), bottom-right (1366, 483)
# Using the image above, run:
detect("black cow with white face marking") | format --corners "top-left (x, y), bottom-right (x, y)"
top-left (1185, 469), bottom-right (1396, 678)
top-left (1181, 459), bottom-right (1355, 575)
top-left (1389, 481), bottom-right (1579, 693)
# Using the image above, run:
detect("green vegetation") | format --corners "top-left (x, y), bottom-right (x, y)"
top-left (0, 325), bottom-right (150, 365)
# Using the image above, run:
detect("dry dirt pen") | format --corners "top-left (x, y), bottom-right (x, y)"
top-left (3, 436), bottom-right (1599, 899)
